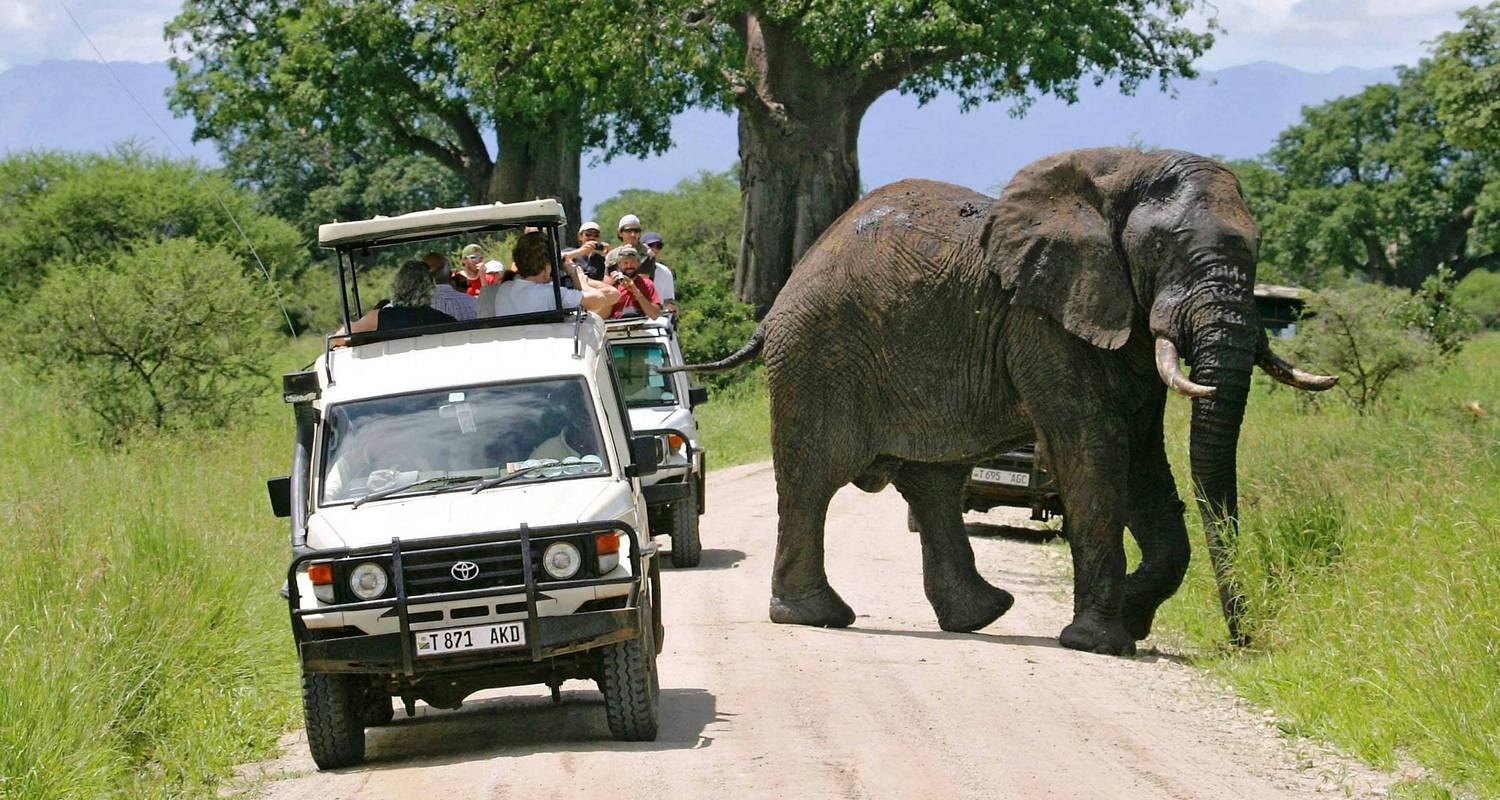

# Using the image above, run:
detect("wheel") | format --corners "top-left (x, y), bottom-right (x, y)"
top-left (301, 670), bottom-right (366, 769)
top-left (598, 577), bottom-right (660, 741)
top-left (361, 686), bottom-right (395, 727)
top-left (668, 488), bottom-right (702, 568)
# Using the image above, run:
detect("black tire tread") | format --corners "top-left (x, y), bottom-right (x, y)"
top-left (302, 671), bottom-right (366, 770)
top-left (599, 590), bottom-right (659, 741)
top-left (668, 490), bottom-right (702, 568)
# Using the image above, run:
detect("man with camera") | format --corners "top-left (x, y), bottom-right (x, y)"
top-left (562, 220), bottom-right (609, 283)
top-left (604, 244), bottom-right (661, 319)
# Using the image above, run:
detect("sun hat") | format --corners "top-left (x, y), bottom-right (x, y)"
top-left (642, 231), bottom-right (663, 246)
top-left (617, 214), bottom-right (641, 231)
top-left (461, 243), bottom-right (483, 257)
top-left (578, 220), bottom-right (601, 234)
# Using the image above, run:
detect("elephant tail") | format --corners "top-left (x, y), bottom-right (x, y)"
top-left (658, 325), bottom-right (765, 374)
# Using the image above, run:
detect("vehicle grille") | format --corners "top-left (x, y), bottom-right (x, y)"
top-left (400, 542), bottom-right (541, 598)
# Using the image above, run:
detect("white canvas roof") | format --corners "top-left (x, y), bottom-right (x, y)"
top-left (317, 199), bottom-right (566, 248)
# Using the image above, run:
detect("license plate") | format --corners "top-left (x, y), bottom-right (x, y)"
top-left (415, 621), bottom-right (526, 657)
top-left (971, 467), bottom-right (1030, 487)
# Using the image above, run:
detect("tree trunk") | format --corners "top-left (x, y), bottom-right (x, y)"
top-left (484, 112), bottom-right (584, 230)
top-left (734, 13), bottom-right (871, 316)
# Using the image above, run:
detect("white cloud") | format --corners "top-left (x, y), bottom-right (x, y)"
top-left (0, 0), bottom-right (178, 72)
top-left (1193, 0), bottom-right (1476, 71)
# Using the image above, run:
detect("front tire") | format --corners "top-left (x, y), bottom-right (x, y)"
top-left (668, 489), bottom-right (702, 568)
top-left (598, 578), bottom-right (660, 741)
top-left (302, 670), bottom-right (366, 770)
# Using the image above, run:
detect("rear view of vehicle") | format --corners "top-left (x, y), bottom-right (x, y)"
top-left (268, 201), bottom-right (667, 770)
top-left (605, 318), bottom-right (709, 566)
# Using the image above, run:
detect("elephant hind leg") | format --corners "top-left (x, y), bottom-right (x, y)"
top-left (769, 469), bottom-right (855, 628)
top-left (893, 462), bottom-right (1014, 632)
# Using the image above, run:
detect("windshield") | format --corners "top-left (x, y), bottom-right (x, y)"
top-left (610, 342), bottom-right (676, 407)
top-left (319, 377), bottom-right (608, 506)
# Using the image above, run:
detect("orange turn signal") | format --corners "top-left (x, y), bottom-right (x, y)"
top-left (308, 563), bottom-right (334, 585)
top-left (595, 532), bottom-right (621, 556)
top-left (666, 433), bottom-right (686, 451)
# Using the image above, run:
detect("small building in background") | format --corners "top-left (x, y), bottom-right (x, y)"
top-left (1254, 283), bottom-right (1310, 338)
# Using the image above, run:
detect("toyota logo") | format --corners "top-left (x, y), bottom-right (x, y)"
top-left (450, 561), bottom-right (480, 581)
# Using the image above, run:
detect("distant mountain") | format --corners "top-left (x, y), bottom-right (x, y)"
top-left (1, 59), bottom-right (1393, 215)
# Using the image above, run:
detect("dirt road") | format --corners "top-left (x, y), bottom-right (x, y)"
top-left (242, 462), bottom-right (1393, 799)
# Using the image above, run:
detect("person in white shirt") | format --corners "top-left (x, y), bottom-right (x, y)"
top-left (640, 231), bottom-right (676, 314)
top-left (488, 231), bottom-right (618, 317)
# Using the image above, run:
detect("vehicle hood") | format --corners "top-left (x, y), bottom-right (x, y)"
top-left (627, 406), bottom-right (698, 441)
top-left (306, 477), bottom-right (636, 550)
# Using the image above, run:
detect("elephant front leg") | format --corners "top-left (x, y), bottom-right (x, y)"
top-left (894, 462), bottom-right (1014, 632)
top-left (1045, 437), bottom-right (1137, 656)
top-left (1121, 403), bottom-right (1191, 641)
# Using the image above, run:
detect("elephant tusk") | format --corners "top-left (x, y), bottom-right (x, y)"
top-left (1155, 338), bottom-right (1216, 398)
top-left (1257, 340), bottom-right (1338, 391)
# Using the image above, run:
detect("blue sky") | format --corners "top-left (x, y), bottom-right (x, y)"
top-left (0, 0), bottom-right (1481, 73)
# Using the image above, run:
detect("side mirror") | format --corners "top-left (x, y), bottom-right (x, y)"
top-left (688, 387), bottom-right (709, 408)
top-left (625, 435), bottom-right (661, 478)
top-left (267, 476), bottom-right (292, 518)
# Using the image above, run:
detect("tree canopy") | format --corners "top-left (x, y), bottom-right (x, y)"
top-left (1236, 40), bottom-right (1499, 289)
top-left (167, 0), bottom-right (705, 228)
top-left (1426, 2), bottom-right (1500, 154)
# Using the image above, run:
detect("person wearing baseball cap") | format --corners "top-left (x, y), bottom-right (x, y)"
top-left (562, 220), bottom-right (609, 282)
top-left (604, 244), bottom-right (661, 319)
top-left (458, 243), bottom-right (486, 296)
top-left (639, 231), bottom-right (676, 314)
top-left (616, 213), bottom-right (663, 282)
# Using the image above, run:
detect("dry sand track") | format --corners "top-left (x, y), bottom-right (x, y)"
top-left (240, 461), bottom-right (1393, 800)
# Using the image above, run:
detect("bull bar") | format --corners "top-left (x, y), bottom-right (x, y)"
top-left (287, 521), bottom-right (647, 675)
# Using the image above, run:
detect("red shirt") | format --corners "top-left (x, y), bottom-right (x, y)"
top-left (610, 274), bottom-right (660, 318)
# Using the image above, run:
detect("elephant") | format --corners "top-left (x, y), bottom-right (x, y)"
top-left (665, 148), bottom-right (1335, 655)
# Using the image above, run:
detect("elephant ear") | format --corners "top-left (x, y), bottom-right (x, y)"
top-left (982, 155), bottom-right (1137, 350)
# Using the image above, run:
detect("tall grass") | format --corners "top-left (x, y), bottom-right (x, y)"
top-left (694, 366), bottom-right (773, 469)
top-left (0, 344), bottom-right (316, 798)
top-left (1152, 334), bottom-right (1500, 798)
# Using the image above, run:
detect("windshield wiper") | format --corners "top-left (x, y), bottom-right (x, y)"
top-left (470, 462), bottom-right (559, 495)
top-left (351, 474), bottom-right (485, 509)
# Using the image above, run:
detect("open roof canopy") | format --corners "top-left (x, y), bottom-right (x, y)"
top-left (317, 199), bottom-right (567, 249)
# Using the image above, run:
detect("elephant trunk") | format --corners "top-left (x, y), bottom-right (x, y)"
top-left (1183, 296), bottom-right (1258, 646)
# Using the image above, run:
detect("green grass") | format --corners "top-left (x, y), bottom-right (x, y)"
top-left (1150, 333), bottom-right (1500, 798)
top-left (0, 342), bottom-right (320, 799)
top-left (695, 367), bottom-right (773, 469)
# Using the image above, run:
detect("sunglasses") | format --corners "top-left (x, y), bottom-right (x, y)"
top-left (620, 227), bottom-right (641, 233)
top-left (647, 242), bottom-right (662, 249)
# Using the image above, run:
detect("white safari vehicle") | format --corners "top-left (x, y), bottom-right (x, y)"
top-left (604, 317), bottom-right (708, 567)
top-left (267, 200), bottom-right (664, 770)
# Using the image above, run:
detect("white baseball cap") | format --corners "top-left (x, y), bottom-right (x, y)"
top-left (618, 214), bottom-right (641, 231)
top-left (578, 220), bottom-right (601, 234)
top-left (484, 259), bottom-right (505, 273)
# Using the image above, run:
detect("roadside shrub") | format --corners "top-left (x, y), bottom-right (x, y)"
top-left (1399, 266), bottom-right (1477, 356)
top-left (1454, 268), bottom-right (1500, 329)
top-left (1291, 282), bottom-right (1445, 414)
top-left (0, 146), bottom-right (307, 311)
top-left (8, 238), bottom-right (276, 444)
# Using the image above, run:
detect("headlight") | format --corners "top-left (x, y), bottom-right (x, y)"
top-left (348, 561), bottom-right (389, 600)
top-left (542, 542), bottom-right (582, 580)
